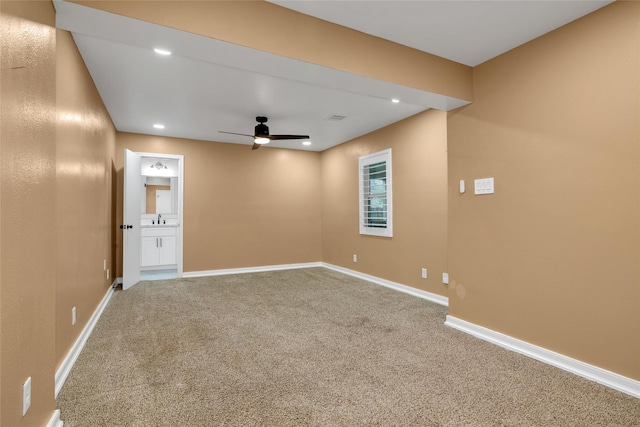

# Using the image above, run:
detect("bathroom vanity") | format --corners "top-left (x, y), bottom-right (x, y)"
top-left (140, 226), bottom-right (177, 268)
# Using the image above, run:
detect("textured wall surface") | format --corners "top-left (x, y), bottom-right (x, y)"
top-left (54, 28), bottom-right (116, 369)
top-left (1, 2), bottom-right (57, 426)
top-left (448, 1), bottom-right (640, 380)
top-left (1, 3), bottom-right (116, 426)
top-left (321, 110), bottom-right (449, 297)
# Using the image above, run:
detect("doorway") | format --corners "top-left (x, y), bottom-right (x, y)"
top-left (122, 150), bottom-right (184, 289)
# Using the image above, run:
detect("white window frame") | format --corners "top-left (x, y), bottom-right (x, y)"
top-left (359, 149), bottom-right (392, 237)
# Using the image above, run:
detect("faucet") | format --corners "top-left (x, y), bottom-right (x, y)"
top-left (158, 213), bottom-right (162, 224)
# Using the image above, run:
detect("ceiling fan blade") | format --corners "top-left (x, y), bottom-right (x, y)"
top-left (222, 117), bottom-right (308, 151)
top-left (219, 131), bottom-right (254, 138)
top-left (268, 135), bottom-right (310, 141)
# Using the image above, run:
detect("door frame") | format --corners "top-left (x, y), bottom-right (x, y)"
top-left (123, 151), bottom-right (184, 288)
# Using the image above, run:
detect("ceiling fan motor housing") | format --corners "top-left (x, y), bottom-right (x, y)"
top-left (255, 116), bottom-right (269, 137)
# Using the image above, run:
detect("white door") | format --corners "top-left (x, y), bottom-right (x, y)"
top-left (123, 149), bottom-right (142, 290)
top-left (156, 189), bottom-right (172, 214)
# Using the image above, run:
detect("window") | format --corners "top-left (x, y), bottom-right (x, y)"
top-left (359, 149), bottom-right (392, 237)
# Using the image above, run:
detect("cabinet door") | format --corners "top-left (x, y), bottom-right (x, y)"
top-left (159, 236), bottom-right (177, 265)
top-left (141, 236), bottom-right (159, 266)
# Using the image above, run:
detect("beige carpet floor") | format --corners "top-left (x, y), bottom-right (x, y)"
top-left (57, 268), bottom-right (639, 426)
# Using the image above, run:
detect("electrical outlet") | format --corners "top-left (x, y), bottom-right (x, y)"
top-left (72, 307), bottom-right (77, 326)
top-left (23, 377), bottom-right (31, 416)
top-left (442, 272), bottom-right (449, 285)
top-left (353, 254), bottom-right (357, 263)
top-left (421, 268), bottom-right (427, 279)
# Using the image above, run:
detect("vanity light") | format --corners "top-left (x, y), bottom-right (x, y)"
top-left (150, 161), bottom-right (168, 170)
top-left (153, 124), bottom-right (165, 129)
top-left (153, 48), bottom-right (171, 56)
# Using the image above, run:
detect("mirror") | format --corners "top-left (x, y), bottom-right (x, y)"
top-left (140, 157), bottom-right (179, 215)
top-left (143, 177), bottom-right (176, 214)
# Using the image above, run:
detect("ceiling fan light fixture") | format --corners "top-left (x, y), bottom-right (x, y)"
top-left (219, 116), bottom-right (309, 150)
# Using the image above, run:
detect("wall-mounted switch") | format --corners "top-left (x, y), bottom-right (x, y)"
top-left (72, 307), bottom-right (77, 326)
top-left (442, 273), bottom-right (449, 285)
top-left (23, 377), bottom-right (31, 416)
top-left (459, 180), bottom-right (465, 193)
top-left (103, 259), bottom-right (107, 271)
top-left (474, 178), bottom-right (495, 195)
top-left (353, 254), bottom-right (357, 263)
top-left (106, 269), bottom-right (110, 280)
top-left (421, 268), bottom-right (427, 279)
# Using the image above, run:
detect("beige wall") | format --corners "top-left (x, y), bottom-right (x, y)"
top-left (447, 1), bottom-right (640, 380)
top-left (1, 2), bottom-right (57, 425)
top-left (71, 0), bottom-right (472, 102)
top-left (321, 109), bottom-right (449, 297)
top-left (1, 2), bottom-right (117, 426)
top-left (2, 4), bottom-right (638, 426)
top-left (116, 133), bottom-right (322, 275)
top-left (55, 29), bottom-right (117, 368)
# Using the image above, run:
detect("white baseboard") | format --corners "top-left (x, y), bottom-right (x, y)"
top-left (182, 262), bottom-right (323, 278)
top-left (445, 315), bottom-right (640, 399)
top-left (47, 409), bottom-right (63, 427)
top-left (55, 285), bottom-right (115, 397)
top-left (322, 263), bottom-right (448, 307)
top-left (183, 262), bottom-right (448, 307)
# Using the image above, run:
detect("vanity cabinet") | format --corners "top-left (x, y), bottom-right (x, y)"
top-left (140, 227), bottom-right (177, 267)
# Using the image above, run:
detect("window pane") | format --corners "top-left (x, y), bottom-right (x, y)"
top-left (359, 149), bottom-right (392, 237)
top-left (364, 160), bottom-right (387, 228)
top-left (366, 195), bottom-right (387, 227)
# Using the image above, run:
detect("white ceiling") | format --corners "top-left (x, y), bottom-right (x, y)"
top-left (270, 0), bottom-right (613, 67)
top-left (54, 0), bottom-right (612, 152)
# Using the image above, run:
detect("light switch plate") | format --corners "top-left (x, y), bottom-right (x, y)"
top-left (474, 178), bottom-right (495, 195)
top-left (442, 273), bottom-right (449, 285)
top-left (23, 377), bottom-right (31, 416)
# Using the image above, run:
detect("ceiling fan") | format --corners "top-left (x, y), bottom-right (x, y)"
top-left (219, 116), bottom-right (310, 150)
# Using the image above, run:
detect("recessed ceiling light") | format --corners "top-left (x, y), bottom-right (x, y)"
top-left (153, 124), bottom-right (165, 129)
top-left (153, 48), bottom-right (171, 56)
top-left (391, 99), bottom-right (400, 103)
top-left (302, 141), bottom-right (312, 146)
